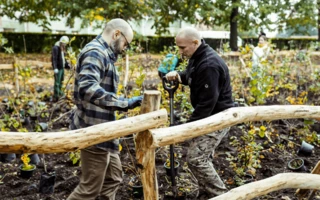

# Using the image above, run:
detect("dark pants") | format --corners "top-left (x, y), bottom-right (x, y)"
top-left (54, 69), bottom-right (64, 101)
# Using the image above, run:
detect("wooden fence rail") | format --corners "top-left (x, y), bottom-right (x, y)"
top-left (0, 92), bottom-right (167, 153)
top-left (138, 105), bottom-right (320, 199)
top-left (211, 173), bottom-right (320, 200)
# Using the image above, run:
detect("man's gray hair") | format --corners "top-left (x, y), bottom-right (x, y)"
top-left (176, 27), bottom-right (201, 41)
top-left (104, 18), bottom-right (132, 36)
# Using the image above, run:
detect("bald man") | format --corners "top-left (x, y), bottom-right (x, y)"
top-left (68, 18), bottom-right (143, 200)
top-left (166, 27), bottom-right (234, 198)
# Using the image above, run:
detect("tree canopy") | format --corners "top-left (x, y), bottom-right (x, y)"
top-left (1, 0), bottom-right (319, 51)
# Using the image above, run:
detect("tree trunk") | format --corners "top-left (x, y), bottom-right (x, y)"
top-left (0, 109), bottom-right (167, 153)
top-left (318, 0), bottom-right (320, 42)
top-left (210, 173), bottom-right (320, 200)
top-left (230, 0), bottom-right (239, 51)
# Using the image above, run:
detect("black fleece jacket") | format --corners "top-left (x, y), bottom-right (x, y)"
top-left (179, 40), bottom-right (234, 122)
top-left (51, 44), bottom-right (67, 70)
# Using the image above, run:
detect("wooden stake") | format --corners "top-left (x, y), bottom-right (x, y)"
top-left (13, 56), bottom-right (19, 94)
top-left (135, 90), bottom-right (161, 200)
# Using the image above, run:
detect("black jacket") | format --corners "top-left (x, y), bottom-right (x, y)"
top-left (51, 44), bottom-right (68, 70)
top-left (179, 40), bottom-right (234, 122)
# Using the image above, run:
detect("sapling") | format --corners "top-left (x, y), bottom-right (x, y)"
top-left (21, 153), bottom-right (35, 170)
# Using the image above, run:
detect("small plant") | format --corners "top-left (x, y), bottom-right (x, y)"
top-left (290, 158), bottom-right (303, 168)
top-left (164, 158), bottom-right (179, 168)
top-left (226, 124), bottom-right (264, 177)
top-left (20, 154), bottom-right (35, 170)
top-left (69, 150), bottom-right (81, 165)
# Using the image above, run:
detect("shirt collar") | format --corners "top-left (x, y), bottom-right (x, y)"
top-left (95, 35), bottom-right (117, 62)
top-left (190, 39), bottom-right (207, 59)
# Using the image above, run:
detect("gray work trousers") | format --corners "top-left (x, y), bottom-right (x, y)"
top-left (67, 146), bottom-right (123, 200)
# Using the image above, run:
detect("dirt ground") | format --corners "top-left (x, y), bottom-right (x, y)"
top-left (0, 121), bottom-right (320, 200)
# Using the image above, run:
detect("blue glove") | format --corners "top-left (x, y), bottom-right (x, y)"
top-left (158, 54), bottom-right (179, 74)
top-left (128, 96), bottom-right (143, 109)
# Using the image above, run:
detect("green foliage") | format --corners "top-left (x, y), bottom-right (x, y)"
top-left (69, 150), bottom-right (81, 166)
top-left (226, 124), bottom-right (264, 177)
top-left (20, 153), bottom-right (35, 170)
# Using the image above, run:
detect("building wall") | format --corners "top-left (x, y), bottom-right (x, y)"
top-left (0, 16), bottom-right (205, 36)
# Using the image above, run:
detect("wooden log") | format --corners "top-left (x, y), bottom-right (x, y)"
top-left (210, 173), bottom-right (320, 200)
top-left (0, 109), bottom-right (167, 153)
top-left (150, 105), bottom-right (320, 148)
top-left (296, 161), bottom-right (320, 199)
top-left (0, 64), bottom-right (13, 70)
top-left (135, 90), bottom-right (161, 200)
top-left (16, 60), bottom-right (51, 68)
top-left (0, 61), bottom-right (51, 70)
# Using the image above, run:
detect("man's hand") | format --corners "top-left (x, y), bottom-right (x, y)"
top-left (128, 96), bottom-right (143, 109)
top-left (54, 68), bottom-right (59, 74)
top-left (165, 71), bottom-right (181, 83)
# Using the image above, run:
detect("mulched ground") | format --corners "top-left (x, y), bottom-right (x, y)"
top-left (1, 120), bottom-right (320, 200)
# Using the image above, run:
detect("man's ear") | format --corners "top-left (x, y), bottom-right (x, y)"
top-left (193, 39), bottom-right (199, 45)
top-left (113, 30), bottom-right (121, 40)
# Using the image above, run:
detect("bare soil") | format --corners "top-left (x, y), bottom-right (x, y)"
top-left (1, 120), bottom-right (320, 200)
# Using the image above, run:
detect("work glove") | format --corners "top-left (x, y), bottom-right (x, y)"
top-left (165, 71), bottom-right (181, 83)
top-left (54, 68), bottom-right (59, 74)
top-left (128, 95), bottom-right (143, 109)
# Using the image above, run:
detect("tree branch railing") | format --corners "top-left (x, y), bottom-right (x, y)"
top-left (137, 105), bottom-right (320, 199)
top-left (211, 173), bottom-right (320, 200)
top-left (0, 105), bottom-right (167, 153)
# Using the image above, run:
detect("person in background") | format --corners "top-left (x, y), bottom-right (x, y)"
top-left (67, 18), bottom-right (143, 200)
top-left (165, 27), bottom-right (234, 199)
top-left (252, 32), bottom-right (270, 74)
top-left (51, 36), bottom-right (70, 102)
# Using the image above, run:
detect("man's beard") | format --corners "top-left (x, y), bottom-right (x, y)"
top-left (110, 39), bottom-right (123, 55)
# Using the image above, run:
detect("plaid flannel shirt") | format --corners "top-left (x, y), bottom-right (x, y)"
top-left (70, 35), bottom-right (128, 153)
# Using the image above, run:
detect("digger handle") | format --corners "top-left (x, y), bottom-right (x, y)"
top-left (162, 77), bottom-right (179, 98)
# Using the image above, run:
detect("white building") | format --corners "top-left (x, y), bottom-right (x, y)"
top-left (0, 16), bottom-right (101, 34)
top-left (0, 15), bottom-right (230, 38)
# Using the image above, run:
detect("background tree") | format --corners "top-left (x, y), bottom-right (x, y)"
top-left (277, 0), bottom-right (319, 41)
top-left (1, 0), bottom-right (319, 49)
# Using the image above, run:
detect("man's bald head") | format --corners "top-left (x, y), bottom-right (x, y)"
top-left (102, 18), bottom-right (133, 54)
top-left (175, 27), bottom-right (202, 59)
top-left (176, 27), bottom-right (202, 41)
top-left (104, 18), bottom-right (133, 41)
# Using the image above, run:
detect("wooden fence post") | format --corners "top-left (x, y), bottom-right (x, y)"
top-left (135, 90), bottom-right (162, 200)
top-left (13, 56), bottom-right (19, 94)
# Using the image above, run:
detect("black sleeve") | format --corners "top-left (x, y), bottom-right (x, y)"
top-left (52, 46), bottom-right (59, 69)
top-left (178, 70), bottom-right (188, 85)
top-left (188, 66), bottom-right (221, 122)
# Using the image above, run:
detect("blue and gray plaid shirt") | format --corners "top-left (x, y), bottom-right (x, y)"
top-left (70, 35), bottom-right (128, 153)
